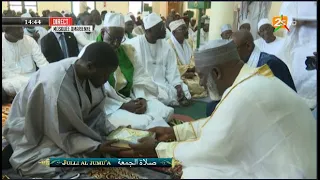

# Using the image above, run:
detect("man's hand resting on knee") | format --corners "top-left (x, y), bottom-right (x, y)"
top-left (120, 98), bottom-right (147, 114)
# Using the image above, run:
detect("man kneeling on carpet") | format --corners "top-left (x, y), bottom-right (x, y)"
top-left (129, 40), bottom-right (316, 179)
top-left (3, 42), bottom-right (131, 178)
top-left (79, 13), bottom-right (173, 130)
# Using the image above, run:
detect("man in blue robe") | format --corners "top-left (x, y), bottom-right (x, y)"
top-left (206, 30), bottom-right (296, 116)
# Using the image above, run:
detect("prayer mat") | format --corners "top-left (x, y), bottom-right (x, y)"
top-left (174, 100), bottom-right (207, 119)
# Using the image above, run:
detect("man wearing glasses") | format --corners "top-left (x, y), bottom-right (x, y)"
top-left (79, 13), bottom-right (173, 130)
top-left (126, 13), bottom-right (192, 107)
top-left (254, 18), bottom-right (284, 57)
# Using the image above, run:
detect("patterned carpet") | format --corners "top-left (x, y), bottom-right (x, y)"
top-left (2, 104), bottom-right (182, 179)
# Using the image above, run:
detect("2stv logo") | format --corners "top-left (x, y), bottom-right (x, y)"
top-left (272, 15), bottom-right (295, 32)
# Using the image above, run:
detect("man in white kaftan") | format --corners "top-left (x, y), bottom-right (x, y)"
top-left (2, 42), bottom-right (129, 178)
top-left (2, 27), bottom-right (49, 97)
top-left (126, 13), bottom-right (191, 106)
top-left (129, 40), bottom-right (317, 179)
top-left (81, 13), bottom-right (173, 129)
top-left (278, 2), bottom-right (317, 110)
top-left (193, 18), bottom-right (209, 48)
top-left (74, 14), bottom-right (99, 51)
top-left (254, 18), bottom-right (284, 57)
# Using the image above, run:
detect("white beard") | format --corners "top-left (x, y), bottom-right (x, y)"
top-left (207, 75), bottom-right (222, 101)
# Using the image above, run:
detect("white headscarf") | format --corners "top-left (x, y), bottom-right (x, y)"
top-left (170, 20), bottom-right (193, 65)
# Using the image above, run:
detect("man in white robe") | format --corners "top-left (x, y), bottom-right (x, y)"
top-left (82, 13), bottom-right (173, 129)
top-left (126, 13), bottom-right (192, 106)
top-left (193, 18), bottom-right (209, 48)
top-left (74, 14), bottom-right (99, 51)
top-left (2, 25), bottom-right (49, 98)
top-left (2, 42), bottom-right (130, 178)
top-left (220, 24), bottom-right (233, 40)
top-left (21, 13), bottom-right (48, 45)
top-left (129, 40), bottom-right (317, 179)
top-left (254, 18), bottom-right (284, 57)
top-left (278, 2), bottom-right (317, 110)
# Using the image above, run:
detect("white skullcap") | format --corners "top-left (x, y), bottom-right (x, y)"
top-left (204, 19), bottom-right (210, 24)
top-left (21, 13), bottom-right (31, 18)
top-left (239, 19), bottom-right (250, 27)
top-left (124, 15), bottom-right (132, 23)
top-left (127, 12), bottom-right (134, 16)
top-left (143, 13), bottom-right (162, 30)
top-left (169, 19), bottom-right (185, 32)
top-left (221, 24), bottom-right (232, 33)
top-left (195, 40), bottom-right (240, 68)
top-left (257, 18), bottom-right (271, 30)
top-left (103, 13), bottom-right (125, 28)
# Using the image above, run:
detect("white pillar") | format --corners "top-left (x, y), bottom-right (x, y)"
top-left (208, 2), bottom-right (235, 40)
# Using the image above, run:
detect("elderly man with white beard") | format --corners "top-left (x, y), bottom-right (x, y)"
top-left (278, 2), bottom-right (317, 112)
top-left (128, 39), bottom-right (316, 179)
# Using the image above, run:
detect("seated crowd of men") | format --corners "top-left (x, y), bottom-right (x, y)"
top-left (2, 2), bottom-right (317, 178)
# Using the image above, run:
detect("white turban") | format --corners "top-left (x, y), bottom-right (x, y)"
top-left (103, 13), bottom-right (125, 28)
top-left (257, 18), bottom-right (271, 30)
top-left (21, 13), bottom-right (31, 18)
top-left (239, 19), bottom-right (250, 27)
top-left (169, 19), bottom-right (185, 32)
top-left (204, 19), bottom-right (210, 25)
top-left (143, 13), bottom-right (162, 30)
top-left (195, 40), bottom-right (240, 68)
top-left (220, 24), bottom-right (232, 33)
top-left (124, 15), bottom-right (132, 23)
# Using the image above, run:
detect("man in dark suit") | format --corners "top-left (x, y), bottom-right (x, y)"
top-left (40, 11), bottom-right (79, 63)
top-left (206, 30), bottom-right (296, 116)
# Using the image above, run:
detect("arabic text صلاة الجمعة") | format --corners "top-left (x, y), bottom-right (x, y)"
top-left (118, 158), bottom-right (157, 166)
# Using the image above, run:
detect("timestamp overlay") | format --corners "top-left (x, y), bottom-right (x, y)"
top-left (2, 17), bottom-right (50, 26)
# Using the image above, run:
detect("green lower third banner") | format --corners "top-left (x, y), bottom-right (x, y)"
top-left (39, 158), bottom-right (174, 168)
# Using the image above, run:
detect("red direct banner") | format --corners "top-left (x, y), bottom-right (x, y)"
top-left (49, 17), bottom-right (73, 26)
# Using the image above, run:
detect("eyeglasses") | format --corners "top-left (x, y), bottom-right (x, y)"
top-left (105, 30), bottom-right (126, 45)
